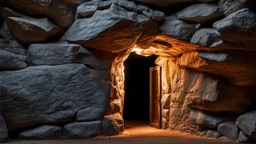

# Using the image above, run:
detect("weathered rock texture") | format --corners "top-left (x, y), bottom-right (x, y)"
top-left (0, 0), bottom-right (256, 142)
top-left (213, 8), bottom-right (256, 49)
top-left (2, 0), bottom-right (84, 28)
top-left (0, 50), bottom-right (27, 70)
top-left (236, 111), bottom-right (256, 141)
top-left (0, 64), bottom-right (110, 132)
top-left (177, 3), bottom-right (223, 23)
top-left (2, 8), bottom-right (64, 45)
top-left (27, 43), bottom-right (112, 70)
top-left (0, 22), bottom-right (27, 55)
top-left (218, 0), bottom-right (256, 16)
top-left (62, 1), bottom-right (158, 52)
top-left (160, 16), bottom-right (199, 42)
top-left (19, 125), bottom-right (62, 140)
top-left (102, 113), bottom-right (124, 136)
top-left (0, 116), bottom-right (8, 142)
top-left (63, 121), bottom-right (102, 139)
top-left (217, 122), bottom-right (239, 141)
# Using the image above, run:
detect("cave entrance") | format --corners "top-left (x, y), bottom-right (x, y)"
top-left (123, 52), bottom-right (161, 129)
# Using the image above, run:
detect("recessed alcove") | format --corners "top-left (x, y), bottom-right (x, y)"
top-left (123, 53), bottom-right (157, 123)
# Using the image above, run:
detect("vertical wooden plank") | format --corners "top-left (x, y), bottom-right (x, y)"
top-left (150, 66), bottom-right (161, 128)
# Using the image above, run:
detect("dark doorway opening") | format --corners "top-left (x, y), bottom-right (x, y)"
top-left (124, 53), bottom-right (157, 122)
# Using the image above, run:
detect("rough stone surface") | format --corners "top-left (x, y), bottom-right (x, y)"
top-left (133, 0), bottom-right (218, 7)
top-left (177, 4), bottom-right (223, 23)
top-left (102, 113), bottom-right (124, 136)
top-left (76, 106), bottom-right (105, 121)
top-left (160, 16), bottom-right (199, 42)
top-left (161, 59), bottom-right (255, 135)
top-left (236, 111), bottom-right (256, 141)
top-left (2, 8), bottom-right (63, 45)
top-left (2, 0), bottom-right (85, 28)
top-left (178, 51), bottom-right (256, 86)
top-left (107, 99), bottom-right (122, 115)
top-left (76, 0), bottom-right (112, 18)
top-left (27, 43), bottom-right (112, 70)
top-left (219, 0), bottom-right (256, 16)
top-left (19, 125), bottom-right (62, 140)
top-left (213, 8), bottom-right (256, 48)
top-left (177, 53), bottom-right (256, 113)
top-left (77, 0), bottom-right (165, 22)
top-left (166, 60), bottom-right (198, 133)
top-left (161, 94), bottom-right (170, 109)
top-left (205, 130), bottom-right (222, 138)
top-left (62, 3), bottom-right (157, 52)
top-left (0, 115), bottom-right (8, 142)
top-left (191, 111), bottom-right (228, 129)
top-left (191, 28), bottom-right (226, 47)
top-left (0, 64), bottom-right (110, 132)
top-left (239, 131), bottom-right (249, 143)
top-left (0, 22), bottom-right (27, 55)
top-left (162, 118), bottom-right (169, 129)
top-left (63, 121), bottom-right (101, 139)
top-left (0, 50), bottom-right (27, 70)
top-left (112, 0), bottom-right (165, 22)
top-left (162, 109), bottom-right (169, 120)
top-left (217, 122), bottom-right (239, 141)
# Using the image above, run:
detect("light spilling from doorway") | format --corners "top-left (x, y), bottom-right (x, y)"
top-left (132, 45), bottom-right (156, 57)
top-left (132, 45), bottom-right (172, 57)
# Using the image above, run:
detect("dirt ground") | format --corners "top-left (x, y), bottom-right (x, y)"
top-left (7, 121), bottom-right (233, 144)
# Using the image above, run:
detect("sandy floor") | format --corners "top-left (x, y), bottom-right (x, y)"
top-left (7, 121), bottom-right (233, 144)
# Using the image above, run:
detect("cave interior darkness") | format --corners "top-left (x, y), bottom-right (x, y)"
top-left (123, 53), bottom-right (158, 123)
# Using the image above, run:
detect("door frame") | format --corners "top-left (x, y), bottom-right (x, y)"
top-left (149, 66), bottom-right (162, 129)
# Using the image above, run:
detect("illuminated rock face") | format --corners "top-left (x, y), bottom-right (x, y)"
top-left (0, 0), bottom-right (256, 142)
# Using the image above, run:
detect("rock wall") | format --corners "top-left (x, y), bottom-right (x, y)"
top-left (0, 0), bottom-right (256, 143)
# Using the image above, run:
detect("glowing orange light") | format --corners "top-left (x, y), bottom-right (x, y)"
top-left (132, 47), bottom-right (155, 57)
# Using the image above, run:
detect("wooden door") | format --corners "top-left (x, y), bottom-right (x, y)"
top-left (149, 66), bottom-right (161, 129)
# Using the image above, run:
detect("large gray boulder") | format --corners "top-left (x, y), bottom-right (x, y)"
top-left (62, 3), bottom-right (157, 52)
top-left (236, 111), bottom-right (256, 141)
top-left (0, 64), bottom-right (111, 132)
top-left (0, 115), bottom-right (8, 142)
top-left (27, 43), bottom-right (112, 70)
top-left (19, 125), bottom-right (62, 140)
top-left (2, 8), bottom-right (64, 45)
top-left (213, 8), bottom-right (256, 48)
top-left (177, 4), bottom-right (223, 23)
top-left (0, 50), bottom-right (27, 70)
top-left (219, 0), bottom-right (256, 16)
top-left (63, 121), bottom-right (101, 139)
top-left (217, 122), bottom-right (239, 141)
top-left (191, 28), bottom-right (226, 47)
top-left (2, 0), bottom-right (85, 28)
top-left (160, 16), bottom-right (199, 42)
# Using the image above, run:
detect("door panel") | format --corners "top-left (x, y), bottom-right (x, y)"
top-left (150, 66), bottom-right (161, 128)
